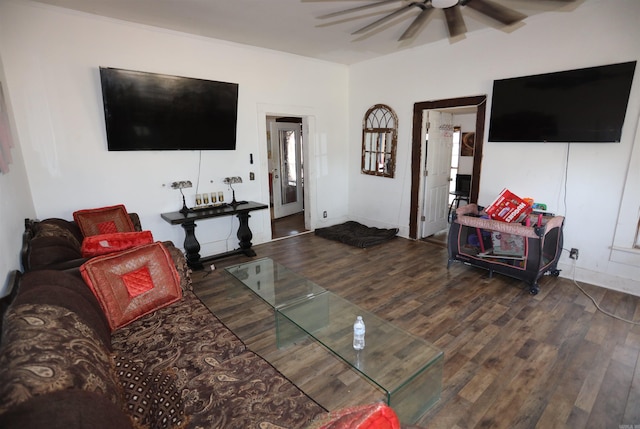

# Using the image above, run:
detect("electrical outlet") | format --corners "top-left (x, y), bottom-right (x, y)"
top-left (569, 248), bottom-right (579, 260)
top-left (323, 211), bottom-right (327, 218)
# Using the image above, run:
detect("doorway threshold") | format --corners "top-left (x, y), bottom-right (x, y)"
top-left (270, 230), bottom-right (313, 242)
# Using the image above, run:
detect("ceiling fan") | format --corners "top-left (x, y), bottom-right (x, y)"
top-left (317, 0), bottom-right (575, 41)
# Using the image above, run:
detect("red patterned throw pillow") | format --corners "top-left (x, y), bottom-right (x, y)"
top-left (73, 204), bottom-right (135, 237)
top-left (307, 403), bottom-right (400, 429)
top-left (80, 242), bottom-right (182, 331)
top-left (81, 231), bottom-right (154, 258)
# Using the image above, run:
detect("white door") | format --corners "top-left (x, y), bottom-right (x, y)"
top-left (421, 110), bottom-right (454, 237)
top-left (270, 122), bottom-right (303, 219)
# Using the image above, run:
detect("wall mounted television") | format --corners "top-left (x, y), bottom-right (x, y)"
top-left (99, 67), bottom-right (238, 151)
top-left (488, 61), bottom-right (636, 143)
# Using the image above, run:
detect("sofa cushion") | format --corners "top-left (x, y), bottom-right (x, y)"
top-left (111, 293), bottom-right (246, 374)
top-left (183, 350), bottom-right (326, 429)
top-left (81, 230), bottom-right (154, 258)
top-left (80, 242), bottom-right (182, 331)
top-left (12, 270), bottom-right (112, 349)
top-left (152, 241), bottom-right (191, 294)
top-left (27, 235), bottom-right (84, 270)
top-left (0, 304), bottom-right (121, 415)
top-left (33, 219), bottom-right (82, 248)
top-left (115, 356), bottom-right (187, 429)
top-left (0, 389), bottom-right (134, 429)
top-left (162, 240), bottom-right (193, 292)
top-left (73, 204), bottom-right (135, 237)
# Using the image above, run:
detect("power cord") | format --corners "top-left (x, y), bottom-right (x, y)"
top-left (194, 150), bottom-right (203, 195)
top-left (559, 147), bottom-right (639, 325)
top-left (566, 252), bottom-right (640, 325)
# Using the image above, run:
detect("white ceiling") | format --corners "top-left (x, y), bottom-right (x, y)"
top-left (30, 0), bottom-right (584, 65)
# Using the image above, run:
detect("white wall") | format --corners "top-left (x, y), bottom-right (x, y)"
top-left (0, 1), bottom-right (349, 258)
top-left (2, 0), bottom-right (639, 298)
top-left (348, 0), bottom-right (640, 295)
top-left (0, 51), bottom-right (36, 297)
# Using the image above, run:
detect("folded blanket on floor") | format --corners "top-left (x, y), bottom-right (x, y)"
top-left (315, 221), bottom-right (398, 248)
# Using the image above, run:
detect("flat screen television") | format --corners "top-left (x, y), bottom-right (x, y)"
top-left (488, 61), bottom-right (636, 143)
top-left (99, 67), bottom-right (238, 151)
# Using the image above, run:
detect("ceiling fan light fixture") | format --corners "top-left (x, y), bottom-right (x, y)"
top-left (319, 0), bottom-right (571, 43)
top-left (432, 0), bottom-right (458, 9)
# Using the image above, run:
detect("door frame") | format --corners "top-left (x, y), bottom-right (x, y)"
top-left (409, 95), bottom-right (487, 239)
top-left (270, 120), bottom-right (304, 219)
top-left (258, 105), bottom-right (315, 240)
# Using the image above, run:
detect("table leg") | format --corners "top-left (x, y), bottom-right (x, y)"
top-left (181, 220), bottom-right (203, 270)
top-left (236, 212), bottom-right (256, 257)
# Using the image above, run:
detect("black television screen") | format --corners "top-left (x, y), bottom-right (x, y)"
top-left (99, 67), bottom-right (238, 150)
top-left (488, 61), bottom-right (636, 143)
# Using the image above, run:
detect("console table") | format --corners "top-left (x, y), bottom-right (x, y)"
top-left (161, 201), bottom-right (268, 269)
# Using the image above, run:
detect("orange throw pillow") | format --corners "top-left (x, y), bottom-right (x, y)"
top-left (80, 242), bottom-right (182, 331)
top-left (73, 204), bottom-right (135, 237)
top-left (81, 231), bottom-right (154, 258)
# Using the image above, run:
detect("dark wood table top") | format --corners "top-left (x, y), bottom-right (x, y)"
top-left (161, 201), bottom-right (268, 225)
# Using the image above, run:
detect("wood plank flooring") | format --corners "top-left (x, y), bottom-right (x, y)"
top-left (191, 233), bottom-right (640, 429)
top-left (271, 211), bottom-right (307, 239)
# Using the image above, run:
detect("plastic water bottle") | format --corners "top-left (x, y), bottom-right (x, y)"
top-left (353, 316), bottom-right (365, 350)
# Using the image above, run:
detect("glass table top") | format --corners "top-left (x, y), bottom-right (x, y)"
top-left (225, 258), bottom-right (327, 309)
top-left (225, 257), bottom-right (443, 423)
top-left (276, 290), bottom-right (443, 400)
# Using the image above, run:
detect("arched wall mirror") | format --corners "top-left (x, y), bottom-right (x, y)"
top-left (361, 104), bottom-right (398, 178)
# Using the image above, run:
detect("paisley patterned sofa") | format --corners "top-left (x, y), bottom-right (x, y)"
top-left (0, 242), bottom-right (332, 429)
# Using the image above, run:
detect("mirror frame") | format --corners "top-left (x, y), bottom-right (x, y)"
top-left (361, 104), bottom-right (398, 178)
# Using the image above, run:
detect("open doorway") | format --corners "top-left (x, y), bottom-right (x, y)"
top-left (266, 116), bottom-right (308, 239)
top-left (409, 95), bottom-right (487, 240)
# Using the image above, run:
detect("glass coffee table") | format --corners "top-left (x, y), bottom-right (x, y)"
top-left (225, 258), bottom-right (443, 423)
top-left (224, 258), bottom-right (327, 309)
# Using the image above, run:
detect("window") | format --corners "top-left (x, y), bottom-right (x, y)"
top-left (361, 104), bottom-right (398, 178)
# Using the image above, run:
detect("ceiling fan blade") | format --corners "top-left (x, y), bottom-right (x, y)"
top-left (317, 0), bottom-right (403, 19)
top-left (352, 3), bottom-right (420, 35)
top-left (443, 6), bottom-right (467, 37)
top-left (463, 0), bottom-right (526, 25)
top-left (399, 7), bottom-right (434, 41)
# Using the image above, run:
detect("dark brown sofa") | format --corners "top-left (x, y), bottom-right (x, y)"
top-left (0, 242), bottom-right (328, 429)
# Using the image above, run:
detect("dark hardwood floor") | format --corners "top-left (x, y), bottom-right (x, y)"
top-left (271, 211), bottom-right (307, 239)
top-left (192, 233), bottom-right (640, 429)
